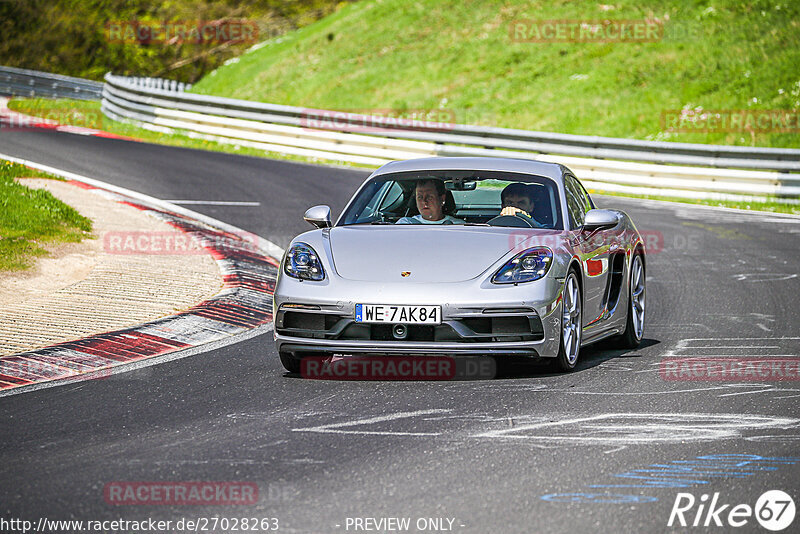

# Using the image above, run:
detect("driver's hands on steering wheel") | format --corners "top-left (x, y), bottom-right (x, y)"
top-left (500, 206), bottom-right (530, 217)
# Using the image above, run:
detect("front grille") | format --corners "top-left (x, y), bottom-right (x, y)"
top-left (277, 307), bottom-right (545, 343)
top-left (334, 316), bottom-right (544, 342)
top-left (461, 316), bottom-right (544, 341)
top-left (276, 311), bottom-right (346, 339)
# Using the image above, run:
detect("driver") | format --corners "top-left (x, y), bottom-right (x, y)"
top-left (397, 179), bottom-right (465, 225)
top-left (500, 182), bottom-right (537, 219)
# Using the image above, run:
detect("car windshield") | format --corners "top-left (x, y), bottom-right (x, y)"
top-left (338, 170), bottom-right (563, 229)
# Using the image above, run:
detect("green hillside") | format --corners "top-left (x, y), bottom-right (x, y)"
top-left (191, 0), bottom-right (800, 148)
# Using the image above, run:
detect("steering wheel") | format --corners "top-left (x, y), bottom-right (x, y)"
top-left (486, 214), bottom-right (545, 228)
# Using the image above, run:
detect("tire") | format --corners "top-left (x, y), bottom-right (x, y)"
top-left (555, 270), bottom-right (582, 372)
top-left (279, 351), bottom-right (302, 374)
top-left (615, 252), bottom-right (645, 349)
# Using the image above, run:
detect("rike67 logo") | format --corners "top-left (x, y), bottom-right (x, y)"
top-left (668, 490), bottom-right (795, 531)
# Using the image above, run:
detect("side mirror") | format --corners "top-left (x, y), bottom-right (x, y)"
top-left (304, 205), bottom-right (332, 228)
top-left (583, 209), bottom-right (620, 232)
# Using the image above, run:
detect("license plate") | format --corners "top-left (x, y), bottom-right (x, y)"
top-left (355, 304), bottom-right (441, 324)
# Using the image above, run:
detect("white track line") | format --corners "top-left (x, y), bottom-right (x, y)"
top-left (166, 200), bottom-right (261, 206)
top-left (292, 409), bottom-right (451, 436)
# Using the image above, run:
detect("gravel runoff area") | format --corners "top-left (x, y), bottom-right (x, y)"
top-left (0, 178), bottom-right (223, 356)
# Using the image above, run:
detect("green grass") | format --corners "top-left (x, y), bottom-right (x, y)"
top-left (0, 160), bottom-right (93, 271)
top-left (192, 0), bottom-right (800, 149)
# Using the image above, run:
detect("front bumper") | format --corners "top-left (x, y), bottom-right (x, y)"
top-left (278, 339), bottom-right (546, 358)
top-left (273, 275), bottom-right (564, 359)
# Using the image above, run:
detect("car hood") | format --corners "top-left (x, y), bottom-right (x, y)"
top-left (328, 226), bottom-right (561, 283)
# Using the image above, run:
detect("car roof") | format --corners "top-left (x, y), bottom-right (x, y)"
top-left (370, 157), bottom-right (566, 182)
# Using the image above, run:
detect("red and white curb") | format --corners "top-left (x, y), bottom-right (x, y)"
top-left (0, 97), bottom-right (136, 140)
top-left (0, 154), bottom-right (284, 396)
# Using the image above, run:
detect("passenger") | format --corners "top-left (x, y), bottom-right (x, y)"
top-left (500, 182), bottom-right (537, 218)
top-left (397, 179), bottom-right (465, 224)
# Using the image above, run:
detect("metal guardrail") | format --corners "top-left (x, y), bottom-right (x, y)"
top-left (0, 66), bottom-right (103, 101)
top-left (101, 73), bottom-right (800, 201)
top-left (103, 73), bottom-right (800, 171)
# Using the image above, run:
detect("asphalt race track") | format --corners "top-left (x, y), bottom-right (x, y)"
top-left (1, 129), bottom-right (799, 533)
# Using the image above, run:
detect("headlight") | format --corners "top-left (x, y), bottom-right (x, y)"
top-left (284, 242), bottom-right (325, 281)
top-left (492, 247), bottom-right (553, 284)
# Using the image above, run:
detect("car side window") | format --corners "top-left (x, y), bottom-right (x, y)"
top-left (356, 181), bottom-right (403, 222)
top-left (378, 181), bottom-right (405, 212)
top-left (564, 177), bottom-right (585, 229)
top-left (572, 177), bottom-right (594, 211)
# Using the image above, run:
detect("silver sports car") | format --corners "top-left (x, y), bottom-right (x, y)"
top-left (273, 157), bottom-right (646, 373)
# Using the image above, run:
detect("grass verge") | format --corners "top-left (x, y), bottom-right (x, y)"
top-left (0, 160), bottom-right (93, 271)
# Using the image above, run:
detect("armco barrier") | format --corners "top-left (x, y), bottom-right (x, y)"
top-left (0, 66), bottom-right (103, 101)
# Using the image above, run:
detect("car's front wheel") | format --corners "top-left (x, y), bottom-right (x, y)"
top-left (615, 252), bottom-right (645, 348)
top-left (555, 270), bottom-right (582, 371)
